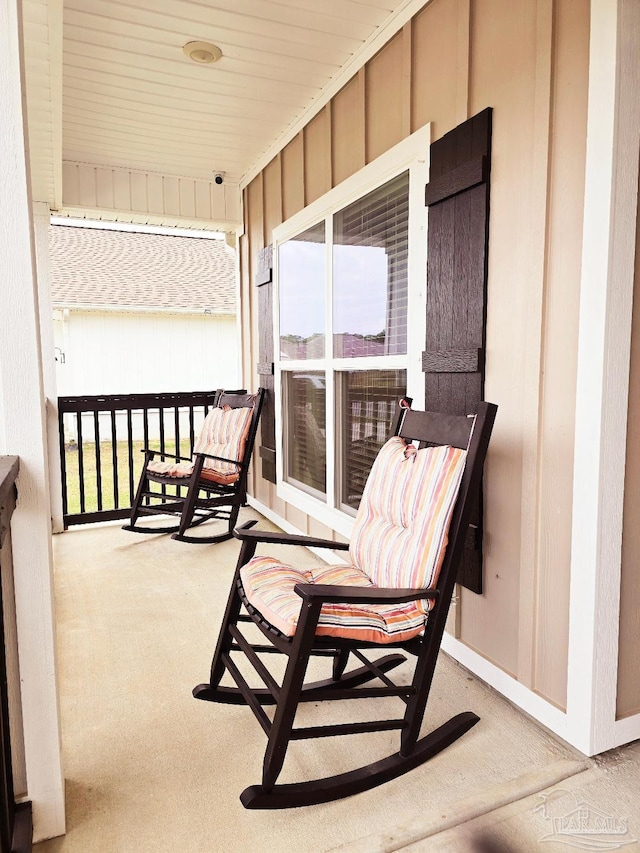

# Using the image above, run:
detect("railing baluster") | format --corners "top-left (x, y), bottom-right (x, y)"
top-left (159, 406), bottom-right (165, 453)
top-left (59, 407), bottom-right (68, 518)
top-left (189, 405), bottom-right (195, 455)
top-left (94, 410), bottom-right (102, 512)
top-left (111, 410), bottom-right (119, 509)
top-left (174, 405), bottom-right (181, 498)
top-left (127, 409), bottom-right (134, 503)
top-left (159, 407), bottom-right (166, 498)
top-left (77, 412), bottom-right (85, 514)
top-left (143, 408), bottom-right (150, 506)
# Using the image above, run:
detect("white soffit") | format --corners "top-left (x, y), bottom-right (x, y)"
top-left (59, 0), bottom-right (428, 187)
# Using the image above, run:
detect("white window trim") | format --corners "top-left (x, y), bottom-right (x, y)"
top-left (273, 124), bottom-right (431, 538)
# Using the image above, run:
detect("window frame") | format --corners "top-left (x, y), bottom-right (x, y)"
top-left (272, 124), bottom-right (431, 538)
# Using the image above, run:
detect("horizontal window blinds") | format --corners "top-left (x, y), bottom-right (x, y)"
top-left (333, 171), bottom-right (409, 358)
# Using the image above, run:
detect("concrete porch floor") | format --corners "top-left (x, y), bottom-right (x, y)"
top-left (35, 509), bottom-right (640, 853)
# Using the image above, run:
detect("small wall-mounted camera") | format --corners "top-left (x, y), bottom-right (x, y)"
top-left (214, 172), bottom-right (224, 185)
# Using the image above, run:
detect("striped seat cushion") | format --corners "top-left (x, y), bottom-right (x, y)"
top-left (147, 403), bottom-right (253, 486)
top-left (240, 558), bottom-right (427, 644)
top-left (240, 436), bottom-right (467, 643)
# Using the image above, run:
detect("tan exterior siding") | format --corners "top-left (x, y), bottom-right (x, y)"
top-left (459, 0), bottom-right (541, 680)
top-left (241, 0), bottom-right (590, 709)
top-left (412, 0), bottom-right (462, 139)
top-left (618, 159), bottom-right (640, 720)
top-left (532, 0), bottom-right (590, 709)
top-left (332, 74), bottom-right (366, 186)
top-left (239, 193), bottom-right (255, 499)
top-left (246, 176), bottom-right (268, 510)
top-left (304, 107), bottom-right (332, 205)
top-left (281, 134), bottom-right (305, 221)
top-left (365, 32), bottom-right (407, 162)
top-left (263, 156), bottom-right (283, 244)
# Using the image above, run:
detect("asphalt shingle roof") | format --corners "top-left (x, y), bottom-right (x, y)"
top-left (49, 225), bottom-right (236, 313)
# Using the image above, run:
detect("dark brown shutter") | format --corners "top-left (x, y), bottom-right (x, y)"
top-left (256, 245), bottom-right (276, 483)
top-left (423, 108), bottom-right (492, 594)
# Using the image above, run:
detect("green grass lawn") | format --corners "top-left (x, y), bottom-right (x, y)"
top-left (63, 438), bottom-right (192, 515)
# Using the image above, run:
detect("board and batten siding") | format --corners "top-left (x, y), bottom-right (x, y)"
top-left (618, 161), bottom-right (640, 721)
top-left (241, 0), bottom-right (590, 712)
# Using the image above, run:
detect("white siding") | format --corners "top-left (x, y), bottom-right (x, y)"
top-left (54, 310), bottom-right (239, 396)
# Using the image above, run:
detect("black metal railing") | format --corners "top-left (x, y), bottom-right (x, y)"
top-left (0, 456), bottom-right (32, 853)
top-left (58, 391), bottom-right (221, 527)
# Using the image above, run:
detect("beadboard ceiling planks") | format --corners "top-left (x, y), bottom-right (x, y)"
top-left (21, 0), bottom-right (424, 222)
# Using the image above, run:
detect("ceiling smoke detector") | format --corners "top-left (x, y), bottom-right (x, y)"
top-left (183, 41), bottom-right (222, 64)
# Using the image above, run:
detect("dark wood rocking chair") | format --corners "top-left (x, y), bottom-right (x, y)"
top-left (123, 388), bottom-right (265, 544)
top-left (194, 399), bottom-right (497, 807)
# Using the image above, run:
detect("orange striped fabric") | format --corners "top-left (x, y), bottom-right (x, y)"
top-left (240, 437), bottom-right (467, 644)
top-left (147, 404), bottom-right (253, 485)
top-left (349, 437), bottom-right (467, 606)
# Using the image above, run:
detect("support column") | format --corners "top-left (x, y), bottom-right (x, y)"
top-left (567, 0), bottom-right (640, 755)
top-left (0, 0), bottom-right (65, 841)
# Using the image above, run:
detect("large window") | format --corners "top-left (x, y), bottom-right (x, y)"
top-left (274, 127), bottom-right (429, 535)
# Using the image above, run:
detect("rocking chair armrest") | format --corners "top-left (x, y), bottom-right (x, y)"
top-left (233, 523), bottom-right (350, 551)
top-left (194, 450), bottom-right (240, 466)
top-left (293, 583), bottom-right (440, 605)
top-left (140, 448), bottom-right (192, 462)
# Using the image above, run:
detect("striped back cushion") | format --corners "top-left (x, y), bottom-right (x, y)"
top-left (194, 404), bottom-right (253, 479)
top-left (349, 437), bottom-right (467, 597)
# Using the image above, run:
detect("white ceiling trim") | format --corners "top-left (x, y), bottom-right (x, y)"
top-left (240, 0), bottom-right (432, 188)
top-left (56, 206), bottom-right (241, 233)
top-left (50, 215), bottom-right (227, 239)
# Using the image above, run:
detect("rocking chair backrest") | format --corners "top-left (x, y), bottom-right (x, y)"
top-left (348, 402), bottom-right (495, 606)
top-left (194, 390), bottom-right (264, 484)
top-left (348, 435), bottom-right (467, 602)
top-left (397, 404), bottom-right (495, 609)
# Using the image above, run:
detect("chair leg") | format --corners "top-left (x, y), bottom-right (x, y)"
top-left (227, 501), bottom-right (241, 538)
top-left (193, 536), bottom-right (257, 700)
top-left (173, 477), bottom-right (199, 539)
top-left (127, 461), bottom-right (150, 528)
top-left (332, 649), bottom-right (350, 681)
top-left (261, 598), bottom-right (323, 791)
top-left (400, 624), bottom-right (442, 756)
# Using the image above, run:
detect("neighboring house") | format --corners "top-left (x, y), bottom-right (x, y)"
top-left (49, 224), bottom-right (240, 399)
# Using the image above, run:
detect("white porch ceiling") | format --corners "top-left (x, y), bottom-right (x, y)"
top-left (22, 0), bottom-right (423, 216)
